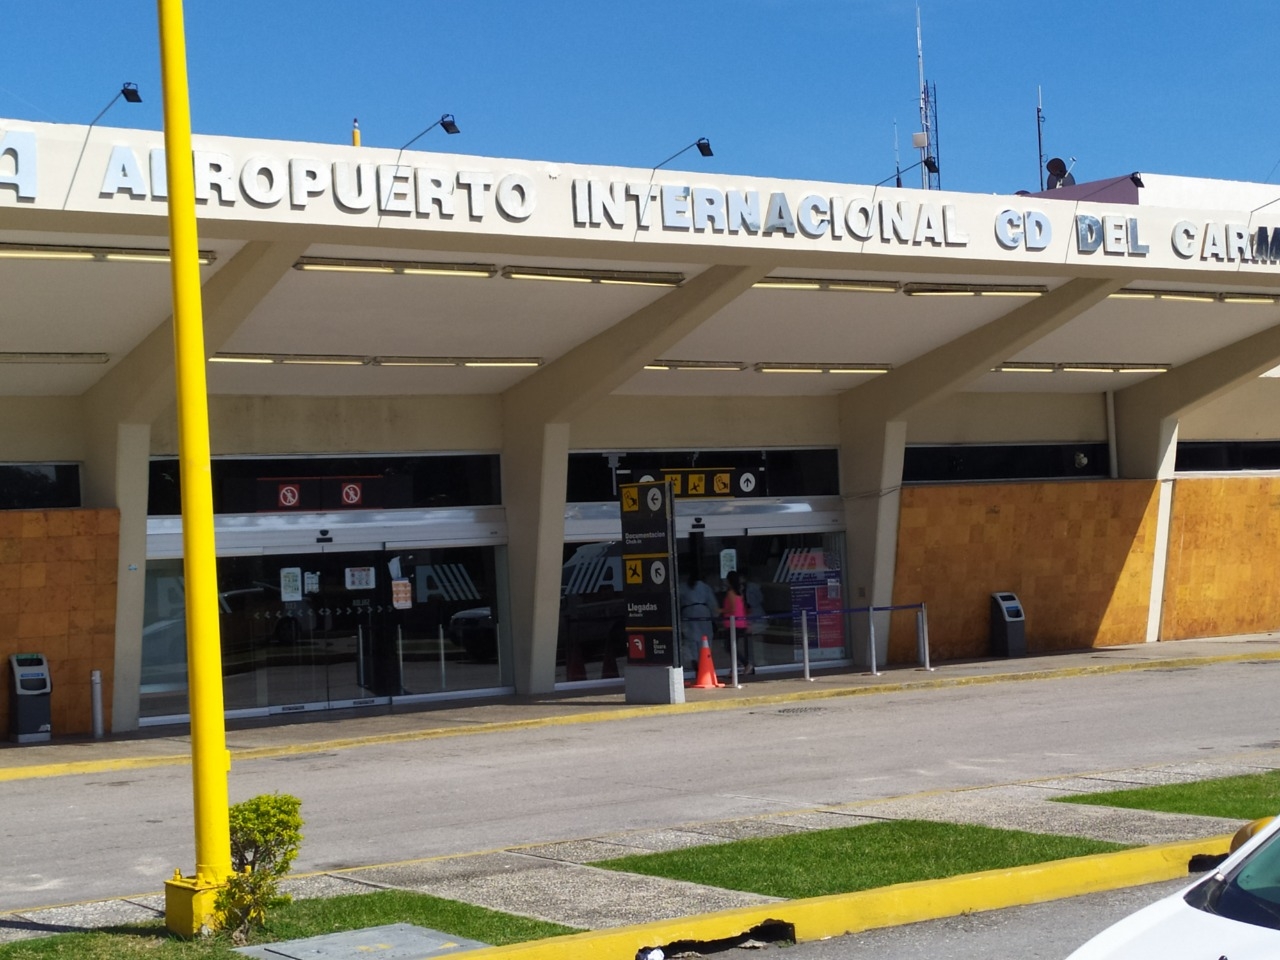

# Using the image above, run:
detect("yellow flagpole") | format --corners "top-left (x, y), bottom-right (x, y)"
top-left (156, 0), bottom-right (233, 936)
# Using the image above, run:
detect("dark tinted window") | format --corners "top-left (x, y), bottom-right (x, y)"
top-left (903, 443), bottom-right (1109, 483)
top-left (0, 463), bottom-right (81, 509)
top-left (148, 455), bottom-right (501, 515)
top-left (1177, 442), bottom-right (1280, 472)
top-left (567, 449), bottom-right (838, 502)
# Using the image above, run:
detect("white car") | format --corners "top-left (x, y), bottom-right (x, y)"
top-left (1067, 816), bottom-right (1280, 959)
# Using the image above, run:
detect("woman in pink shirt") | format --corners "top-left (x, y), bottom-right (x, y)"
top-left (722, 570), bottom-right (754, 675)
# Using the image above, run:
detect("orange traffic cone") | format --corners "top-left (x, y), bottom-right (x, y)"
top-left (686, 634), bottom-right (724, 689)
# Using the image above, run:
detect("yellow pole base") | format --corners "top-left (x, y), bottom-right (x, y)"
top-left (164, 869), bottom-right (225, 937)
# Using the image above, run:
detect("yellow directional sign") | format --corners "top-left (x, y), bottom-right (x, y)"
top-left (688, 474), bottom-right (705, 495)
top-left (626, 559), bottom-right (643, 584)
top-left (713, 472), bottom-right (731, 494)
top-left (622, 487), bottom-right (639, 512)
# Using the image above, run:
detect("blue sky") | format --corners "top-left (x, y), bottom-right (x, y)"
top-left (3, 1), bottom-right (1278, 194)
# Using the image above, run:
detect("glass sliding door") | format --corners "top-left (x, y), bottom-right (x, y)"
top-left (140, 543), bottom-right (507, 722)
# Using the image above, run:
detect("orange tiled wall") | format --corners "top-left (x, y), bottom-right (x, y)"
top-left (889, 481), bottom-right (1159, 661)
top-left (0, 509), bottom-right (119, 738)
top-left (1162, 477), bottom-right (1280, 640)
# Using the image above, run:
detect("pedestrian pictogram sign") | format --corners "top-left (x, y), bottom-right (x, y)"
top-left (278, 483), bottom-right (301, 508)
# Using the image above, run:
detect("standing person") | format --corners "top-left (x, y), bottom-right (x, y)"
top-left (721, 570), bottom-right (754, 675)
top-left (679, 569), bottom-right (717, 672)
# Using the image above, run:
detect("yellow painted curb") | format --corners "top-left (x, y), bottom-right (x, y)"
top-left (3, 647), bottom-right (1279, 781)
top-left (449, 835), bottom-right (1232, 959)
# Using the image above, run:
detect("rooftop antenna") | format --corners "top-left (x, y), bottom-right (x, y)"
top-left (915, 5), bottom-right (940, 189)
top-left (1036, 87), bottom-right (1046, 190)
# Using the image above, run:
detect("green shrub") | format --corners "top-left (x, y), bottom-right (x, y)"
top-left (216, 793), bottom-right (304, 939)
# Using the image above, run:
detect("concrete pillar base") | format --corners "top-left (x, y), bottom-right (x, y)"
top-left (625, 665), bottom-right (686, 704)
top-left (164, 870), bottom-right (225, 937)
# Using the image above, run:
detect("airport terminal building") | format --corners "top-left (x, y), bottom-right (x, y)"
top-left (3, 117), bottom-right (1280, 736)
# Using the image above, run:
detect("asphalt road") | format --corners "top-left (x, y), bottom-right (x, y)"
top-left (3, 659), bottom-right (1276, 911)
top-left (716, 876), bottom-right (1195, 959)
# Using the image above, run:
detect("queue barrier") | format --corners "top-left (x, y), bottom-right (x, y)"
top-left (724, 602), bottom-right (933, 688)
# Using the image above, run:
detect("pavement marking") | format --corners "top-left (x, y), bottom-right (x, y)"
top-left (442, 836), bottom-right (1233, 960)
top-left (3, 649), bottom-right (1278, 783)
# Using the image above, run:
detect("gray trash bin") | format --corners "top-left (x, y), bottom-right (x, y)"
top-left (989, 593), bottom-right (1026, 657)
top-left (9, 653), bottom-right (52, 743)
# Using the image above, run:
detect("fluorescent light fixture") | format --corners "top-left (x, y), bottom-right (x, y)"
top-left (211, 352), bottom-right (541, 367)
top-left (754, 279), bottom-right (821, 291)
top-left (1111, 288), bottom-right (1277, 304)
top-left (294, 257), bottom-right (496, 278)
top-left (501, 266), bottom-right (683, 286)
top-left (755, 363), bottom-right (825, 374)
top-left (1159, 293), bottom-right (1216, 303)
top-left (903, 282), bottom-right (1047, 297)
top-left (657, 359), bottom-right (747, 371)
top-left (1221, 294), bottom-right (1279, 304)
top-left (644, 364), bottom-right (672, 371)
top-left (0, 352), bottom-right (110, 364)
top-left (993, 361), bottom-right (1169, 374)
top-left (0, 243), bottom-right (215, 264)
top-left (996, 363), bottom-right (1055, 373)
top-left (0, 248), bottom-right (94, 261)
top-left (826, 364), bottom-right (892, 374)
top-left (753, 277), bottom-right (898, 293)
top-left (280, 355), bottom-right (368, 366)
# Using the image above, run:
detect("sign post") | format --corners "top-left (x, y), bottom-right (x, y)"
top-left (619, 479), bottom-right (683, 704)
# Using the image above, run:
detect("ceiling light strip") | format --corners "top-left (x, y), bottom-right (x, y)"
top-left (994, 362), bottom-right (1169, 374)
top-left (0, 243), bottom-right (216, 264)
top-left (500, 266), bottom-right (684, 286)
top-left (210, 352), bottom-right (542, 367)
top-left (294, 257), bottom-right (496, 278)
top-left (1110, 288), bottom-right (1280, 304)
top-left (0, 352), bottom-right (111, 364)
top-left (903, 282), bottom-right (1048, 297)
top-left (753, 277), bottom-right (899, 293)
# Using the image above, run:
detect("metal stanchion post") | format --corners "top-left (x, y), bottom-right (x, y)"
top-left (438, 624), bottom-right (447, 689)
top-left (920, 602), bottom-right (934, 671)
top-left (801, 611), bottom-right (813, 681)
top-left (90, 669), bottom-right (104, 739)
top-left (396, 625), bottom-right (404, 698)
top-left (729, 620), bottom-right (740, 688)
top-left (867, 607), bottom-right (880, 676)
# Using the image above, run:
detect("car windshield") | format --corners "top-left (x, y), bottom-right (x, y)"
top-left (1188, 830), bottom-right (1280, 930)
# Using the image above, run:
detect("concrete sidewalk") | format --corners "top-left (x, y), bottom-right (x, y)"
top-left (2, 636), bottom-right (1278, 951)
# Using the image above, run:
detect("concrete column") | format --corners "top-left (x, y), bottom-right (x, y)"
top-left (839, 419), bottom-right (907, 667)
top-left (500, 417), bottom-right (570, 694)
top-left (81, 420), bottom-right (152, 732)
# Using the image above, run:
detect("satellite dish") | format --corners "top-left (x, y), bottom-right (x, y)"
top-left (1046, 157), bottom-right (1075, 189)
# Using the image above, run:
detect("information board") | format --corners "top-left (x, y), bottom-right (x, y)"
top-left (619, 479), bottom-right (678, 666)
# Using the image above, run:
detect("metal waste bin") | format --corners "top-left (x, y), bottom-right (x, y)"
top-left (989, 592), bottom-right (1026, 657)
top-left (9, 653), bottom-right (52, 743)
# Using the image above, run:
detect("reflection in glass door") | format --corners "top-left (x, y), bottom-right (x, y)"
top-left (141, 544), bottom-right (507, 720)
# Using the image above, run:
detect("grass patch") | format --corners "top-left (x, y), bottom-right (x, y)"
top-left (0, 890), bottom-right (578, 960)
top-left (598, 819), bottom-right (1128, 899)
top-left (1054, 769), bottom-right (1280, 820)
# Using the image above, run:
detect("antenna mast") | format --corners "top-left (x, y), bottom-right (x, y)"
top-left (1036, 86), bottom-right (1046, 190)
top-left (916, 5), bottom-right (940, 189)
